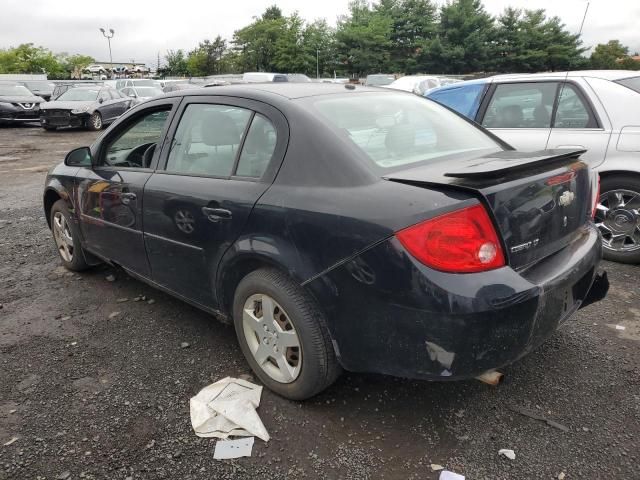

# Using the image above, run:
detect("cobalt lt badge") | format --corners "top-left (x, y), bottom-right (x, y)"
top-left (559, 190), bottom-right (575, 207)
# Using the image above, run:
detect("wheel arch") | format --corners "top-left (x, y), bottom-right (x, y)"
top-left (43, 185), bottom-right (72, 228)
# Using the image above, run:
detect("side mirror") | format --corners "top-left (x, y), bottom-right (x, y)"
top-left (98, 97), bottom-right (104, 104)
top-left (65, 146), bottom-right (92, 167)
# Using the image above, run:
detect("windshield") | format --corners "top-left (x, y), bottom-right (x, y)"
top-left (0, 84), bottom-right (33, 96)
top-left (132, 80), bottom-right (159, 87)
top-left (616, 76), bottom-right (640, 94)
top-left (135, 87), bottom-right (163, 97)
top-left (57, 89), bottom-right (99, 101)
top-left (309, 93), bottom-right (502, 170)
top-left (366, 75), bottom-right (395, 86)
top-left (23, 81), bottom-right (54, 92)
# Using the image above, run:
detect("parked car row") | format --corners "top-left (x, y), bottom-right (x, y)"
top-left (426, 70), bottom-right (640, 264)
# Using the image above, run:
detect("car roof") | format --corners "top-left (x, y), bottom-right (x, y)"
top-left (162, 82), bottom-right (388, 101)
top-left (489, 70), bottom-right (640, 82)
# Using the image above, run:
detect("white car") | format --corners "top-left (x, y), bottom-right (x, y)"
top-left (385, 75), bottom-right (461, 95)
top-left (427, 70), bottom-right (640, 263)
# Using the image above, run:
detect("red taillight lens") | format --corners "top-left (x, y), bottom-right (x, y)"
top-left (592, 174), bottom-right (600, 219)
top-left (396, 204), bottom-right (505, 273)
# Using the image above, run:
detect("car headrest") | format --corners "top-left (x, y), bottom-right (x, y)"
top-left (385, 124), bottom-right (416, 157)
top-left (198, 110), bottom-right (241, 146)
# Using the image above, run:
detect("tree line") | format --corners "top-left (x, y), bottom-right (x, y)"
top-left (1, 0), bottom-right (639, 79)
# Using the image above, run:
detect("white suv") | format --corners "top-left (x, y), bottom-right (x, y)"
top-left (427, 71), bottom-right (640, 263)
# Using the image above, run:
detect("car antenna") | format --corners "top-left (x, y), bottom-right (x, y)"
top-left (546, 1), bottom-right (589, 147)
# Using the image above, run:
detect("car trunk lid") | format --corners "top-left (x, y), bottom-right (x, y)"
top-left (384, 149), bottom-right (593, 270)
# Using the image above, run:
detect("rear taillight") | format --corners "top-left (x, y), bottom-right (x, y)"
top-left (396, 204), bottom-right (505, 273)
top-left (592, 174), bottom-right (600, 219)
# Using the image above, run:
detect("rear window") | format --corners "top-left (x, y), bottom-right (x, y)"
top-left (309, 93), bottom-right (501, 170)
top-left (615, 76), bottom-right (640, 94)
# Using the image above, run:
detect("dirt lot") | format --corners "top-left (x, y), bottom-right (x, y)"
top-left (1, 125), bottom-right (639, 480)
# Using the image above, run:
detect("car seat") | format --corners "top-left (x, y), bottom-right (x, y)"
top-left (188, 110), bottom-right (241, 176)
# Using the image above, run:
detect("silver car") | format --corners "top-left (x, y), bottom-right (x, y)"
top-left (427, 71), bottom-right (640, 263)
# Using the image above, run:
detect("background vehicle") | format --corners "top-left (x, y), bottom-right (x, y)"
top-left (427, 70), bottom-right (640, 263)
top-left (52, 81), bottom-right (103, 100)
top-left (121, 85), bottom-right (164, 103)
top-left (116, 79), bottom-right (161, 90)
top-left (19, 80), bottom-right (55, 101)
top-left (364, 74), bottom-right (395, 87)
top-left (164, 82), bottom-right (201, 93)
top-left (385, 75), bottom-right (460, 95)
top-left (40, 86), bottom-right (131, 131)
top-left (0, 81), bottom-right (44, 125)
top-left (242, 72), bottom-right (288, 83)
top-left (286, 74), bottom-right (312, 83)
top-left (43, 84), bottom-right (605, 399)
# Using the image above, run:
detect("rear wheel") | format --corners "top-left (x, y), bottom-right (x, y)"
top-left (50, 200), bottom-right (90, 271)
top-left (595, 175), bottom-right (640, 264)
top-left (87, 112), bottom-right (102, 131)
top-left (233, 268), bottom-right (341, 400)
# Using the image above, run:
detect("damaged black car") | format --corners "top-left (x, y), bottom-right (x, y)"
top-left (43, 84), bottom-right (608, 399)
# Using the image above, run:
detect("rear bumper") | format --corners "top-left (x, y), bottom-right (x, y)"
top-left (306, 224), bottom-right (604, 380)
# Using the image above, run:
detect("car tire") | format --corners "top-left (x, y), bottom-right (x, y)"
top-left (596, 175), bottom-right (640, 264)
top-left (233, 268), bottom-right (341, 400)
top-left (50, 199), bottom-right (91, 271)
top-left (87, 112), bottom-right (102, 131)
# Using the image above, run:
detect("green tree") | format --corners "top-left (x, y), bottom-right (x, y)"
top-left (59, 53), bottom-right (95, 78)
top-left (335, 0), bottom-right (393, 77)
top-left (590, 40), bottom-right (629, 69)
top-left (232, 6), bottom-right (287, 72)
top-left (187, 36), bottom-right (228, 76)
top-left (303, 19), bottom-right (338, 78)
top-left (0, 43), bottom-right (66, 78)
top-left (162, 49), bottom-right (189, 76)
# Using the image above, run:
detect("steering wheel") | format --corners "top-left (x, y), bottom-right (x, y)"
top-left (125, 142), bottom-right (156, 168)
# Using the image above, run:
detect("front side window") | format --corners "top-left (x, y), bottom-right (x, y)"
top-left (482, 82), bottom-right (558, 128)
top-left (428, 83), bottom-right (486, 120)
top-left (101, 108), bottom-right (171, 168)
top-left (310, 92), bottom-right (501, 170)
top-left (553, 84), bottom-right (597, 128)
top-left (99, 90), bottom-right (110, 102)
top-left (166, 104), bottom-right (251, 177)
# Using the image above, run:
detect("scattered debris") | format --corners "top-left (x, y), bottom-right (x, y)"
top-left (558, 472), bottom-right (566, 480)
top-left (190, 377), bottom-right (269, 441)
top-left (439, 470), bottom-right (465, 480)
top-left (61, 315), bottom-right (71, 321)
top-left (108, 311), bottom-right (121, 319)
top-left (476, 370), bottom-right (504, 385)
top-left (116, 298), bottom-right (128, 303)
top-left (9, 410), bottom-right (16, 414)
top-left (181, 342), bottom-right (190, 349)
top-left (105, 274), bottom-right (116, 282)
top-left (498, 449), bottom-right (516, 460)
top-left (3, 437), bottom-right (18, 446)
top-left (213, 437), bottom-right (255, 460)
top-left (133, 296), bottom-right (141, 302)
top-left (431, 463), bottom-right (445, 471)
top-left (56, 471), bottom-right (71, 480)
top-left (147, 299), bottom-right (156, 305)
top-left (70, 341), bottom-right (77, 346)
top-left (615, 325), bottom-right (626, 330)
top-left (509, 405), bottom-right (570, 432)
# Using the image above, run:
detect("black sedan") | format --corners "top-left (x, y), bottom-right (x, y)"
top-left (43, 84), bottom-right (608, 399)
top-left (0, 81), bottom-right (44, 125)
top-left (40, 86), bottom-right (131, 131)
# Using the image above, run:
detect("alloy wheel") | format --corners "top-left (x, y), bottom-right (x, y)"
top-left (595, 189), bottom-right (640, 253)
top-left (92, 114), bottom-right (102, 129)
top-left (242, 293), bottom-right (302, 384)
top-left (53, 211), bottom-right (74, 262)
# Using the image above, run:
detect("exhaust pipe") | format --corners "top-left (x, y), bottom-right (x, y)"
top-left (476, 370), bottom-right (504, 386)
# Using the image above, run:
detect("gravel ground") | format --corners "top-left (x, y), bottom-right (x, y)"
top-left (0, 125), bottom-right (639, 480)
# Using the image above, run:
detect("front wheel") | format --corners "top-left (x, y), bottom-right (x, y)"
top-left (87, 112), bottom-right (102, 131)
top-left (233, 268), bottom-right (341, 400)
top-left (50, 200), bottom-right (90, 271)
top-left (595, 175), bottom-right (640, 263)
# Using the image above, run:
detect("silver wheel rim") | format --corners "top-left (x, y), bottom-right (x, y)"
top-left (174, 209), bottom-right (195, 234)
top-left (92, 114), bottom-right (102, 129)
top-left (242, 294), bottom-right (302, 384)
top-left (595, 188), bottom-right (640, 253)
top-left (52, 211), bottom-right (74, 262)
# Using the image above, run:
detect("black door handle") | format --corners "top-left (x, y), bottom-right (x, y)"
top-left (202, 207), bottom-right (232, 222)
top-left (121, 192), bottom-right (137, 205)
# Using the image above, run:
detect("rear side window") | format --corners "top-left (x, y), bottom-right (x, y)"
top-left (310, 93), bottom-right (501, 170)
top-left (483, 82), bottom-right (558, 128)
top-left (615, 76), bottom-right (640, 94)
top-left (554, 84), bottom-right (597, 128)
top-left (428, 83), bottom-right (485, 119)
top-left (166, 104), bottom-right (252, 177)
top-left (235, 114), bottom-right (277, 177)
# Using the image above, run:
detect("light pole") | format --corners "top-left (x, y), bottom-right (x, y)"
top-left (316, 48), bottom-right (319, 79)
top-left (99, 28), bottom-right (115, 66)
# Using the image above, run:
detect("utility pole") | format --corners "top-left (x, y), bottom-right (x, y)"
top-left (157, 52), bottom-right (160, 75)
top-left (316, 48), bottom-right (319, 79)
top-left (99, 28), bottom-right (115, 66)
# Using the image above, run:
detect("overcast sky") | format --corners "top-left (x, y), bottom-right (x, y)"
top-left (0, 0), bottom-right (638, 68)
